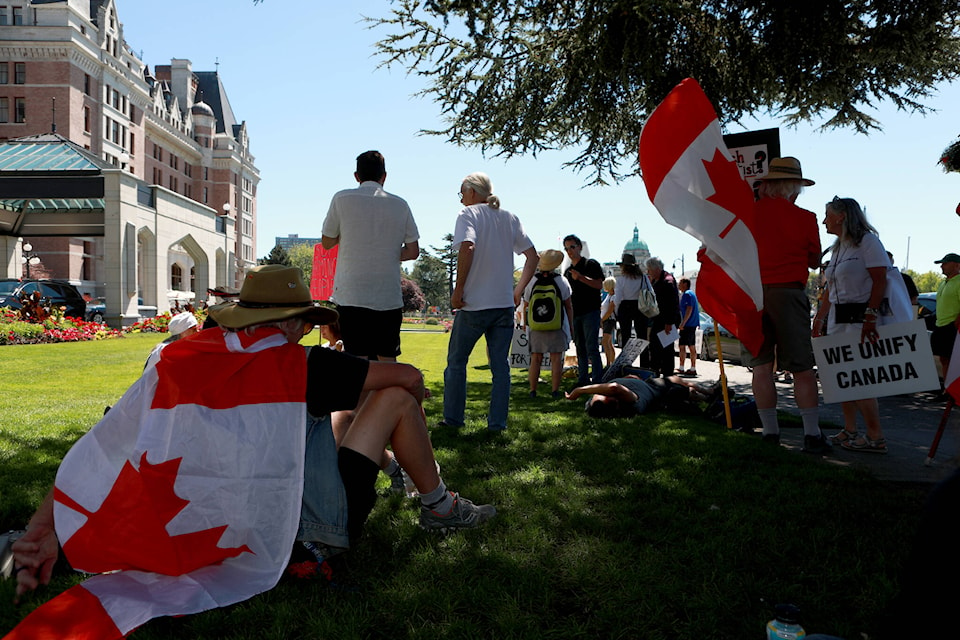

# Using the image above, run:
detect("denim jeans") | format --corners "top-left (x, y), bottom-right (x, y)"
top-left (443, 307), bottom-right (514, 430)
top-left (297, 412), bottom-right (351, 549)
top-left (573, 310), bottom-right (603, 385)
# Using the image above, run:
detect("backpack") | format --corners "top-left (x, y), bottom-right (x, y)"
top-left (527, 272), bottom-right (563, 331)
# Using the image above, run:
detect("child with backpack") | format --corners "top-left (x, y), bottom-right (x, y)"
top-left (522, 249), bottom-right (574, 398)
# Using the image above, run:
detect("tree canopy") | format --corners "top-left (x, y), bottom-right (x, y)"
top-left (369, 0), bottom-right (960, 184)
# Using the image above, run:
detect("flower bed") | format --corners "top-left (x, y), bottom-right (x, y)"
top-left (0, 308), bottom-right (202, 345)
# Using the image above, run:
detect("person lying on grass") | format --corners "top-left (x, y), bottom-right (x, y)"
top-left (8, 265), bottom-right (494, 640)
top-left (566, 374), bottom-right (717, 418)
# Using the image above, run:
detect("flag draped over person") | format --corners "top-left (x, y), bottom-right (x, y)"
top-left (4, 328), bottom-right (307, 640)
top-left (638, 77), bottom-right (764, 356)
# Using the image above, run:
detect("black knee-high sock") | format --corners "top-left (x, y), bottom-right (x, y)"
top-left (338, 447), bottom-right (380, 544)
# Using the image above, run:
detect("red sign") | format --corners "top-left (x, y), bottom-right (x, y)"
top-left (310, 244), bottom-right (338, 301)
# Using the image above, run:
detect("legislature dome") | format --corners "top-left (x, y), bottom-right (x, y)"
top-left (622, 225), bottom-right (651, 266)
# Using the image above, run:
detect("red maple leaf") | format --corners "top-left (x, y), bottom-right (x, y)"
top-left (56, 452), bottom-right (252, 575)
top-left (702, 148), bottom-right (756, 239)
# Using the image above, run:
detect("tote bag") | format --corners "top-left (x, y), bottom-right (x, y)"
top-left (638, 275), bottom-right (660, 318)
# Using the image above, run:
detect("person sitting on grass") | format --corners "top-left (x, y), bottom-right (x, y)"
top-left (566, 373), bottom-right (717, 418)
top-left (8, 265), bottom-right (494, 639)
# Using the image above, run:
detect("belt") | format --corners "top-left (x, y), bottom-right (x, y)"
top-left (763, 282), bottom-right (804, 289)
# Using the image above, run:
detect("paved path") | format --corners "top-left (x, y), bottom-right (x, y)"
top-left (684, 359), bottom-right (960, 485)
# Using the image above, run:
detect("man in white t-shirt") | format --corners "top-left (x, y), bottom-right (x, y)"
top-left (441, 172), bottom-right (538, 432)
top-left (321, 151), bottom-right (420, 361)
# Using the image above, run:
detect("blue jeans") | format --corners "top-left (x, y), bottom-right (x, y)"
top-left (297, 413), bottom-right (350, 549)
top-left (443, 307), bottom-right (514, 430)
top-left (573, 310), bottom-right (603, 385)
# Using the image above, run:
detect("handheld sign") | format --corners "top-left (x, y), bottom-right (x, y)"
top-left (310, 244), bottom-right (338, 301)
top-left (813, 319), bottom-right (940, 404)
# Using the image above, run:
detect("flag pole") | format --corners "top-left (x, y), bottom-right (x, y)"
top-left (925, 395), bottom-right (955, 465)
top-left (712, 319), bottom-right (733, 429)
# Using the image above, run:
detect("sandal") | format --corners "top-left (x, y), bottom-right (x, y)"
top-left (841, 436), bottom-right (888, 454)
top-left (829, 428), bottom-right (858, 444)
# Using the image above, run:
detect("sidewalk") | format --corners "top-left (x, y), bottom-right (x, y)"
top-left (689, 359), bottom-right (960, 484)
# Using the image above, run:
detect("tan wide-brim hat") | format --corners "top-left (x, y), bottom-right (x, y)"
top-left (756, 156), bottom-right (815, 186)
top-left (537, 249), bottom-right (564, 272)
top-left (209, 264), bottom-right (338, 329)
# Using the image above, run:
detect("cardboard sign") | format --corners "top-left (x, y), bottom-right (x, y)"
top-left (601, 338), bottom-right (650, 382)
top-left (510, 326), bottom-right (554, 368)
top-left (310, 244), bottom-right (338, 301)
top-left (722, 128), bottom-right (781, 184)
top-left (813, 319), bottom-right (940, 403)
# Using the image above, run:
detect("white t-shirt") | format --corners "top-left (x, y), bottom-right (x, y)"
top-left (824, 233), bottom-right (890, 333)
top-left (825, 234), bottom-right (889, 306)
top-left (452, 203), bottom-right (533, 311)
top-left (613, 273), bottom-right (649, 306)
top-left (322, 181), bottom-right (419, 310)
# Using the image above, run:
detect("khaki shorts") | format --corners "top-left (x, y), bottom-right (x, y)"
top-left (742, 287), bottom-right (815, 372)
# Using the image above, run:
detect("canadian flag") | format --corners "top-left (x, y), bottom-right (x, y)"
top-left (5, 328), bottom-right (306, 639)
top-left (311, 243), bottom-right (339, 302)
top-left (638, 78), bottom-right (764, 356)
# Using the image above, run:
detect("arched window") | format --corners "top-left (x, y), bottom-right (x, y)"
top-left (171, 263), bottom-right (183, 291)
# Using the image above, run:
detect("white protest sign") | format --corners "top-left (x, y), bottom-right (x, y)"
top-left (510, 326), bottom-right (554, 368)
top-left (813, 319), bottom-right (940, 404)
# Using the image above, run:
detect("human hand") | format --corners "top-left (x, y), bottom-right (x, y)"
top-left (451, 290), bottom-right (465, 310)
top-left (861, 319), bottom-right (879, 343)
top-left (12, 524), bottom-right (59, 603)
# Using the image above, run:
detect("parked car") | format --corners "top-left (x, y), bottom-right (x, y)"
top-left (917, 292), bottom-right (936, 331)
top-left (84, 297), bottom-right (151, 324)
top-left (0, 279), bottom-right (86, 319)
top-left (698, 312), bottom-right (746, 364)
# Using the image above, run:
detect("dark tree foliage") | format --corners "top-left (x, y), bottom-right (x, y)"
top-left (369, 0), bottom-right (960, 184)
top-left (430, 233), bottom-right (458, 299)
top-left (401, 276), bottom-right (426, 311)
top-left (261, 244), bottom-right (291, 266)
top-left (410, 250), bottom-right (450, 311)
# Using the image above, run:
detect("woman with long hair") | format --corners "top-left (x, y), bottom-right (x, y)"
top-left (613, 254), bottom-right (650, 351)
top-left (813, 196), bottom-right (901, 453)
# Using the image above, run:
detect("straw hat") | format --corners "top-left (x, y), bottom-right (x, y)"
top-left (756, 156), bottom-right (815, 186)
top-left (209, 265), bottom-right (338, 329)
top-left (537, 249), bottom-right (564, 272)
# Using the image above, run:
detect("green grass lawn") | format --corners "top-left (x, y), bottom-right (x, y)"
top-left (0, 332), bottom-right (928, 639)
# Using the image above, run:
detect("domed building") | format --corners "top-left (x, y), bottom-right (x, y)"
top-left (622, 225), bottom-right (651, 267)
top-left (602, 224), bottom-right (653, 278)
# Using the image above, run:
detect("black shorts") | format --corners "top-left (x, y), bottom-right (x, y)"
top-left (335, 305), bottom-right (402, 359)
top-left (931, 323), bottom-right (958, 358)
top-left (678, 326), bottom-right (697, 346)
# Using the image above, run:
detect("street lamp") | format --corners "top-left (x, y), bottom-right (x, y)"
top-left (218, 203), bottom-right (233, 288)
top-left (20, 238), bottom-right (40, 278)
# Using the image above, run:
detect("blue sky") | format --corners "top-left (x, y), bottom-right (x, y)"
top-left (120, 0), bottom-right (960, 276)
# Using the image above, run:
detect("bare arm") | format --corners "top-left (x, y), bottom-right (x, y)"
top-left (451, 241), bottom-right (474, 310)
top-left (565, 296), bottom-right (575, 338)
top-left (813, 284), bottom-right (831, 338)
top-left (12, 489), bottom-right (59, 603)
top-left (861, 266), bottom-right (886, 342)
top-left (321, 235), bottom-right (339, 250)
top-left (514, 246), bottom-right (539, 308)
top-left (568, 270), bottom-right (604, 289)
top-left (399, 241), bottom-right (420, 262)
top-left (565, 381), bottom-right (638, 402)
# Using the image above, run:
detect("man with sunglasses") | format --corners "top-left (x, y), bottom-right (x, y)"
top-left (563, 235), bottom-right (605, 386)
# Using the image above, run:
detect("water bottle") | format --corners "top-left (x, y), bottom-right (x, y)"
top-left (766, 603), bottom-right (806, 639)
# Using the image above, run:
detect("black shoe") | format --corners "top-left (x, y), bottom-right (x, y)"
top-left (802, 433), bottom-right (832, 454)
top-left (761, 433), bottom-right (780, 445)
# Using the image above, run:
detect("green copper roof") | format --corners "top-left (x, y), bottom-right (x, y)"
top-left (0, 134), bottom-right (110, 173)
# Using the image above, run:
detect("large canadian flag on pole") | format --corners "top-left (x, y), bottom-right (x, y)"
top-left (638, 78), bottom-right (765, 356)
top-left (5, 328), bottom-right (306, 640)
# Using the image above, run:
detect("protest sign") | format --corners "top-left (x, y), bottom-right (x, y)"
top-left (510, 326), bottom-right (554, 368)
top-left (813, 319), bottom-right (940, 403)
